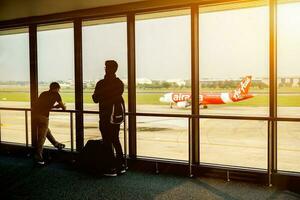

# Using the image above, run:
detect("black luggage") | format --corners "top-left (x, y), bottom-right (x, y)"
top-left (76, 139), bottom-right (114, 174)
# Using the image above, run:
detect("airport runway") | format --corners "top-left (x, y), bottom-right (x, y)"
top-left (0, 101), bottom-right (299, 172)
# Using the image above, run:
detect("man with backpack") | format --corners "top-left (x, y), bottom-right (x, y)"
top-left (92, 60), bottom-right (126, 176)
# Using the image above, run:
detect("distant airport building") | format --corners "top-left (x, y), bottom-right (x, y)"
top-left (199, 76), bottom-right (300, 87)
top-left (137, 78), bottom-right (152, 84)
top-left (261, 76), bottom-right (300, 87)
top-left (166, 79), bottom-right (186, 86)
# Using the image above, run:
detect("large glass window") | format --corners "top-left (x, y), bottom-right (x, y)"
top-left (277, 1), bottom-right (300, 172)
top-left (137, 116), bottom-right (188, 160)
top-left (0, 28), bottom-right (30, 108)
top-left (37, 23), bottom-right (75, 109)
top-left (278, 2), bottom-right (300, 118)
top-left (136, 10), bottom-right (191, 114)
top-left (0, 110), bottom-right (30, 145)
top-left (200, 119), bottom-right (267, 169)
top-left (82, 17), bottom-right (127, 144)
top-left (0, 28), bottom-right (31, 144)
top-left (37, 23), bottom-right (74, 149)
top-left (135, 10), bottom-right (190, 160)
top-left (278, 121), bottom-right (300, 172)
top-left (199, 4), bottom-right (269, 117)
top-left (198, 3), bottom-right (269, 169)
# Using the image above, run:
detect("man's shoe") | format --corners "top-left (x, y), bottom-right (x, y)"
top-left (35, 160), bottom-right (45, 166)
top-left (55, 143), bottom-right (65, 150)
top-left (117, 164), bottom-right (127, 174)
top-left (118, 168), bottom-right (126, 174)
top-left (103, 168), bottom-right (117, 177)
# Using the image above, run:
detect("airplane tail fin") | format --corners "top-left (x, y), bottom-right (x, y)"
top-left (231, 76), bottom-right (252, 101)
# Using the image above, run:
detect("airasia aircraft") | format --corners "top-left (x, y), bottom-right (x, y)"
top-left (159, 76), bottom-right (253, 108)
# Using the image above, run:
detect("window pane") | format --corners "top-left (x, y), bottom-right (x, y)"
top-left (0, 28), bottom-right (30, 108)
top-left (37, 23), bottom-right (75, 109)
top-left (199, 4), bottom-right (269, 116)
top-left (0, 110), bottom-right (31, 145)
top-left (278, 2), bottom-right (300, 117)
top-left (82, 17), bottom-right (127, 112)
top-left (0, 28), bottom-right (31, 145)
top-left (136, 10), bottom-right (191, 114)
top-left (278, 121), bottom-right (300, 172)
top-left (137, 116), bottom-right (188, 161)
top-left (200, 119), bottom-right (267, 169)
top-left (44, 112), bottom-right (74, 149)
top-left (37, 23), bottom-right (74, 149)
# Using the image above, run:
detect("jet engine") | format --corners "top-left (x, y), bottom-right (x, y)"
top-left (176, 101), bottom-right (190, 108)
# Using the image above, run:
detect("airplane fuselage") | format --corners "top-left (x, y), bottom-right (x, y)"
top-left (159, 76), bottom-right (253, 108)
top-left (170, 92), bottom-right (253, 105)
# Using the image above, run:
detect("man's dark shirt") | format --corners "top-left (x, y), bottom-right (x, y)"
top-left (32, 91), bottom-right (62, 117)
top-left (92, 74), bottom-right (124, 117)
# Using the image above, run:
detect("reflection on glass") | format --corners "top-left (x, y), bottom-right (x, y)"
top-left (278, 2), bottom-right (300, 117)
top-left (37, 23), bottom-right (75, 110)
top-left (137, 116), bottom-right (188, 160)
top-left (278, 122), bottom-right (300, 172)
top-left (0, 110), bottom-right (31, 144)
top-left (199, 5), bottom-right (269, 116)
top-left (136, 10), bottom-right (191, 114)
top-left (82, 18), bottom-right (127, 111)
top-left (200, 119), bottom-right (267, 169)
top-left (0, 28), bottom-right (30, 108)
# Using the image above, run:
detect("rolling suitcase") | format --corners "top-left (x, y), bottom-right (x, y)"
top-left (76, 139), bottom-right (114, 174)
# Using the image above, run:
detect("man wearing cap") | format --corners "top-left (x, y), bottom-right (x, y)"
top-left (93, 60), bottom-right (126, 176)
top-left (32, 82), bottom-right (66, 165)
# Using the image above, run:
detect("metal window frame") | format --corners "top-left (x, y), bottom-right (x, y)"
top-left (74, 19), bottom-right (84, 151)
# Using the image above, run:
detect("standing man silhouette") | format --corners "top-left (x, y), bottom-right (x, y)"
top-left (93, 60), bottom-right (126, 176)
top-left (32, 82), bottom-right (66, 165)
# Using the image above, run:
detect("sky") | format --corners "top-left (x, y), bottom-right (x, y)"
top-left (1, 3), bottom-right (300, 82)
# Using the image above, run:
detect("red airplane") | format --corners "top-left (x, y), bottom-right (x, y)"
top-left (159, 76), bottom-right (253, 108)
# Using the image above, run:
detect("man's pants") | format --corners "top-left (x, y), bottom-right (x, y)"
top-left (99, 115), bottom-right (124, 168)
top-left (34, 115), bottom-right (59, 161)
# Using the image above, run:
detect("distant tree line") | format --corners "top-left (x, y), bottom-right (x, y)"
top-left (136, 80), bottom-right (190, 89)
top-left (200, 80), bottom-right (268, 89)
top-left (134, 80), bottom-right (269, 89)
top-left (278, 82), bottom-right (300, 88)
top-left (0, 81), bottom-right (29, 85)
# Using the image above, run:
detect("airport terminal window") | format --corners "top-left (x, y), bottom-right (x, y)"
top-left (136, 116), bottom-right (188, 161)
top-left (37, 23), bottom-right (75, 109)
top-left (135, 10), bottom-right (190, 160)
top-left (198, 4), bottom-right (269, 169)
top-left (199, 4), bottom-right (269, 117)
top-left (277, 1), bottom-right (300, 172)
top-left (200, 119), bottom-right (267, 169)
top-left (136, 10), bottom-right (191, 115)
top-left (278, 122), bottom-right (300, 172)
top-left (37, 23), bottom-right (75, 148)
top-left (277, 2), bottom-right (300, 118)
top-left (82, 17), bottom-right (127, 144)
top-left (0, 28), bottom-right (31, 144)
top-left (0, 28), bottom-right (30, 108)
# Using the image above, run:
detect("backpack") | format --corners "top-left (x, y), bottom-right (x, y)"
top-left (110, 102), bottom-right (125, 124)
